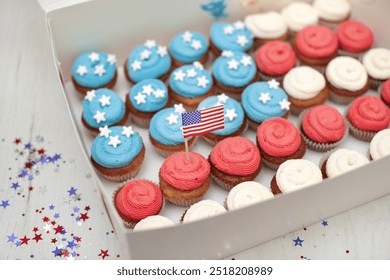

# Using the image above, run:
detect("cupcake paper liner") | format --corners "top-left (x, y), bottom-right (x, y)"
top-left (247, 117), bottom-right (260, 131)
top-left (153, 137), bottom-right (198, 158)
top-left (338, 49), bottom-right (365, 61)
top-left (211, 173), bottom-right (235, 191)
top-left (130, 112), bottom-right (151, 129)
top-left (318, 18), bottom-right (342, 31)
top-left (258, 71), bottom-right (285, 84)
top-left (165, 196), bottom-right (202, 208)
top-left (329, 90), bottom-right (357, 105)
top-left (296, 60), bottom-right (326, 74)
top-left (346, 118), bottom-right (377, 142)
top-left (261, 158), bottom-right (280, 171)
top-left (290, 105), bottom-right (306, 116)
top-left (369, 77), bottom-right (384, 91)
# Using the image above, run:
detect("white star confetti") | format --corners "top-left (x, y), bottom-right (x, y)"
top-left (144, 40), bottom-right (156, 49)
top-left (140, 49), bottom-right (152, 60)
top-left (182, 31), bottom-right (193, 42)
top-left (191, 40), bottom-right (202, 50)
top-left (224, 25), bottom-right (235, 35)
top-left (99, 125), bottom-right (111, 138)
top-left (43, 223), bottom-right (52, 232)
top-left (174, 70), bottom-right (186, 81)
top-left (157, 46), bottom-right (168, 57)
top-left (93, 111), bottom-right (106, 124)
top-left (88, 52), bottom-right (100, 62)
top-left (107, 54), bottom-right (116, 65)
top-left (122, 126), bottom-right (135, 138)
top-left (193, 61), bottom-right (204, 70)
top-left (259, 92), bottom-right (271, 104)
top-left (222, 50), bottom-right (234, 57)
top-left (134, 92), bottom-right (147, 104)
top-left (76, 65), bottom-right (88, 76)
top-left (131, 60), bottom-right (142, 71)
top-left (94, 64), bottom-right (106, 77)
top-left (142, 84), bottom-right (154, 96)
top-left (98, 95), bottom-right (111, 107)
top-left (227, 59), bottom-right (239, 70)
top-left (174, 103), bottom-right (186, 114)
top-left (268, 79), bottom-right (280, 90)
top-left (108, 135), bottom-right (121, 148)
top-left (166, 113), bottom-right (179, 125)
top-left (279, 99), bottom-right (291, 111)
top-left (234, 21), bottom-right (245, 30)
top-left (225, 108), bottom-right (237, 121)
top-left (186, 68), bottom-right (198, 78)
top-left (153, 88), bottom-right (166, 98)
top-left (241, 55), bottom-right (252, 67)
top-left (236, 35), bottom-right (248, 47)
top-left (217, 93), bottom-right (229, 103)
top-left (84, 90), bottom-right (96, 102)
top-left (197, 75), bottom-right (210, 88)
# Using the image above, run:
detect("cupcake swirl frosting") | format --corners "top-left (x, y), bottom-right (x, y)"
top-left (129, 79), bottom-right (168, 113)
top-left (115, 180), bottom-right (162, 221)
top-left (326, 149), bottom-right (369, 178)
top-left (337, 20), bottom-right (374, 53)
top-left (276, 159), bottom-right (323, 193)
top-left (169, 31), bottom-right (209, 64)
top-left (133, 215), bottom-right (175, 231)
top-left (210, 21), bottom-right (253, 52)
top-left (210, 136), bottom-right (260, 176)
top-left (244, 12), bottom-right (287, 39)
top-left (257, 118), bottom-right (301, 157)
top-left (302, 105), bottom-right (346, 143)
top-left (227, 181), bottom-right (273, 210)
top-left (363, 48), bottom-right (390, 80)
top-left (326, 56), bottom-right (368, 91)
top-left (313, 0), bottom-right (351, 22)
top-left (283, 66), bottom-right (326, 100)
top-left (281, 2), bottom-right (319, 32)
top-left (183, 200), bottom-right (226, 223)
top-left (347, 96), bottom-right (390, 132)
top-left (370, 129), bottom-right (390, 160)
top-left (160, 152), bottom-right (210, 191)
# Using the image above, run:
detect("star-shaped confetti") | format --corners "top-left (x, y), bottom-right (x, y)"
top-left (93, 111), bottom-right (106, 124)
top-left (236, 35), bottom-right (248, 47)
top-left (144, 40), bottom-right (156, 49)
top-left (99, 125), bottom-right (111, 138)
top-left (84, 90), bottom-right (96, 102)
top-left (225, 108), bottom-right (237, 121)
top-left (191, 40), bottom-right (202, 50)
top-left (107, 54), bottom-right (116, 65)
top-left (142, 84), bottom-right (154, 96)
top-left (182, 31), bottom-right (193, 42)
top-left (88, 52), bottom-right (100, 62)
top-left (32, 233), bottom-right (43, 243)
top-left (197, 76), bottom-right (210, 88)
top-left (322, 220), bottom-right (328, 227)
top-left (11, 182), bottom-right (20, 190)
top-left (94, 64), bottom-right (106, 77)
top-left (227, 59), bottom-right (239, 70)
top-left (42, 223), bottom-right (52, 232)
top-left (166, 113), bottom-right (179, 125)
top-left (68, 187), bottom-right (77, 196)
top-left (186, 68), bottom-right (197, 78)
top-left (76, 65), bottom-right (88, 76)
top-left (174, 70), bottom-right (186, 81)
top-left (153, 89), bottom-right (165, 98)
top-left (268, 79), bottom-right (280, 89)
top-left (122, 126), bottom-right (135, 138)
top-left (259, 92), bottom-right (271, 104)
top-left (131, 60), bottom-right (142, 71)
top-left (217, 93), bottom-right (229, 104)
top-left (52, 247), bottom-right (63, 257)
top-left (20, 235), bottom-right (30, 245)
top-left (108, 135), bottom-right (121, 148)
top-left (224, 25), bottom-right (234, 35)
top-left (98, 249), bottom-right (109, 260)
top-left (1, 200), bottom-right (10, 209)
top-left (293, 237), bottom-right (304, 247)
top-left (98, 95), bottom-right (111, 107)
top-left (279, 99), bottom-right (291, 111)
top-left (174, 103), bottom-right (186, 114)
top-left (140, 49), bottom-right (152, 60)
top-left (7, 233), bottom-right (17, 243)
top-left (134, 92), bottom-right (146, 105)
top-left (157, 46), bottom-right (167, 57)
top-left (241, 55), bottom-right (252, 67)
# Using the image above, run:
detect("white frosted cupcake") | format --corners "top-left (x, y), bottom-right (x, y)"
top-left (369, 129), bottom-right (390, 161)
top-left (226, 181), bottom-right (273, 211)
top-left (270, 159), bottom-right (322, 195)
top-left (362, 48), bottom-right (390, 90)
top-left (326, 56), bottom-right (370, 104)
top-left (244, 11), bottom-right (288, 47)
top-left (321, 148), bottom-right (369, 179)
top-left (133, 215), bottom-right (175, 231)
top-left (181, 200), bottom-right (226, 223)
top-left (313, 0), bottom-right (351, 30)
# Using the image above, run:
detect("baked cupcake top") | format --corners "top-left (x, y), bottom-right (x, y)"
top-left (326, 56), bottom-right (368, 91)
top-left (169, 62), bottom-right (213, 97)
top-left (115, 180), bottom-right (162, 222)
top-left (197, 94), bottom-right (244, 136)
top-left (295, 25), bottom-right (338, 59)
top-left (149, 104), bottom-right (188, 146)
top-left (276, 159), bottom-right (322, 193)
top-left (255, 41), bottom-right (296, 76)
top-left (242, 80), bottom-right (290, 123)
top-left (129, 79), bottom-right (168, 113)
top-left (337, 20), bottom-right (374, 53)
top-left (72, 52), bottom-right (117, 88)
top-left (182, 200), bottom-right (226, 223)
top-left (210, 136), bottom-right (260, 176)
top-left (226, 181), bottom-right (273, 210)
top-left (126, 40), bottom-right (171, 83)
top-left (325, 149), bottom-right (369, 178)
top-left (381, 79), bottom-right (390, 104)
top-left (83, 89), bottom-right (125, 128)
top-left (169, 31), bottom-right (209, 64)
top-left (212, 50), bottom-right (256, 88)
top-left (257, 118), bottom-right (301, 157)
top-left (244, 12), bottom-right (287, 39)
top-left (362, 48), bottom-right (390, 80)
top-left (281, 2), bottom-right (319, 32)
top-left (302, 105), bottom-right (346, 143)
top-left (313, 0), bottom-right (351, 22)
top-left (160, 152), bottom-right (210, 191)
top-left (133, 215), bottom-right (175, 231)
top-left (370, 129), bottom-right (390, 160)
top-left (91, 126), bottom-right (143, 168)
top-left (210, 21), bottom-right (253, 52)
top-left (347, 96), bottom-right (390, 132)
top-left (283, 66), bottom-right (326, 100)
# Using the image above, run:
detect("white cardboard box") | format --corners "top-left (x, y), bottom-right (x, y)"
top-left (39, 0), bottom-right (390, 259)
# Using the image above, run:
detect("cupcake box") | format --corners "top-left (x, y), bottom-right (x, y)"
top-left (39, 0), bottom-right (390, 259)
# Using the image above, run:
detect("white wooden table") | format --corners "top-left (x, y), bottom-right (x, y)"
top-left (1, 0), bottom-right (389, 260)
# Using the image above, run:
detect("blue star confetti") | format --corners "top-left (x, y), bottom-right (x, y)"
top-left (1, 200), bottom-right (10, 209)
top-left (293, 237), bottom-right (304, 247)
top-left (201, 0), bottom-right (227, 20)
top-left (67, 187), bottom-right (77, 196)
top-left (322, 220), bottom-right (328, 227)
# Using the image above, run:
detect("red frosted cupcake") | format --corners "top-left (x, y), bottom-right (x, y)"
top-left (256, 118), bottom-right (306, 170)
top-left (380, 79), bottom-right (390, 108)
top-left (114, 180), bottom-right (163, 228)
top-left (255, 41), bottom-right (296, 83)
top-left (346, 96), bottom-right (390, 142)
top-left (159, 152), bottom-right (211, 207)
top-left (292, 25), bottom-right (338, 73)
top-left (209, 136), bottom-right (261, 191)
top-left (300, 105), bottom-right (347, 152)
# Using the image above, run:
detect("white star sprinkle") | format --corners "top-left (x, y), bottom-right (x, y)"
top-left (174, 70), bottom-right (186, 81)
top-left (42, 223), bottom-right (52, 232)
top-left (134, 92), bottom-right (146, 104)
top-left (237, 35), bottom-right (248, 47)
top-left (217, 93), bottom-right (229, 103)
top-left (107, 54), bottom-right (116, 65)
top-left (131, 60), bottom-right (142, 71)
top-left (122, 126), bottom-right (135, 138)
top-left (174, 103), bottom-right (186, 114)
top-left (157, 46), bottom-right (168, 57)
top-left (153, 88), bottom-right (165, 98)
top-left (268, 79), bottom-right (280, 90)
top-left (222, 50), bottom-right (234, 57)
top-left (227, 59), bottom-right (239, 70)
top-left (191, 40), bottom-right (202, 50)
top-left (94, 64), bottom-right (106, 76)
top-left (197, 75), bottom-right (210, 88)
top-left (140, 49), bottom-right (152, 60)
top-left (99, 125), bottom-right (111, 138)
top-left (93, 110), bottom-right (106, 124)
top-left (98, 94), bottom-right (111, 107)
top-left (193, 61), bottom-right (204, 70)
top-left (142, 84), bottom-right (154, 96)
top-left (234, 21), bottom-right (245, 30)
top-left (225, 108), bottom-right (237, 121)
top-left (241, 55), bottom-right (252, 67)
top-left (144, 40), bottom-right (156, 49)
top-left (259, 92), bottom-right (271, 104)
top-left (88, 52), bottom-right (99, 62)
top-left (166, 113), bottom-right (179, 125)
top-left (224, 25), bottom-right (235, 35)
top-left (84, 90), bottom-right (96, 102)
top-left (279, 99), bottom-right (291, 111)
top-left (108, 135), bottom-right (121, 148)
top-left (182, 31), bottom-right (193, 43)
top-left (186, 68), bottom-right (198, 78)
top-left (76, 65), bottom-right (88, 76)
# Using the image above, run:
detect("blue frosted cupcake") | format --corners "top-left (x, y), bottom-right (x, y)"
top-left (212, 50), bottom-right (257, 100)
top-left (169, 62), bottom-right (215, 110)
top-left (72, 51), bottom-right (117, 95)
top-left (242, 80), bottom-right (291, 130)
top-left (125, 40), bottom-right (171, 83)
top-left (82, 88), bottom-right (128, 134)
top-left (210, 20), bottom-right (253, 56)
top-left (126, 79), bottom-right (168, 128)
top-left (149, 104), bottom-right (197, 157)
top-left (91, 126), bottom-right (145, 182)
top-left (169, 31), bottom-right (209, 67)
top-left (197, 93), bottom-right (247, 145)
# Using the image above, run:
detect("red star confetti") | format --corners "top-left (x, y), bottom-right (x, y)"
top-left (79, 213), bottom-right (89, 222)
top-left (98, 249), bottom-right (109, 260)
top-left (20, 235), bottom-right (30, 245)
top-left (32, 234), bottom-right (43, 243)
